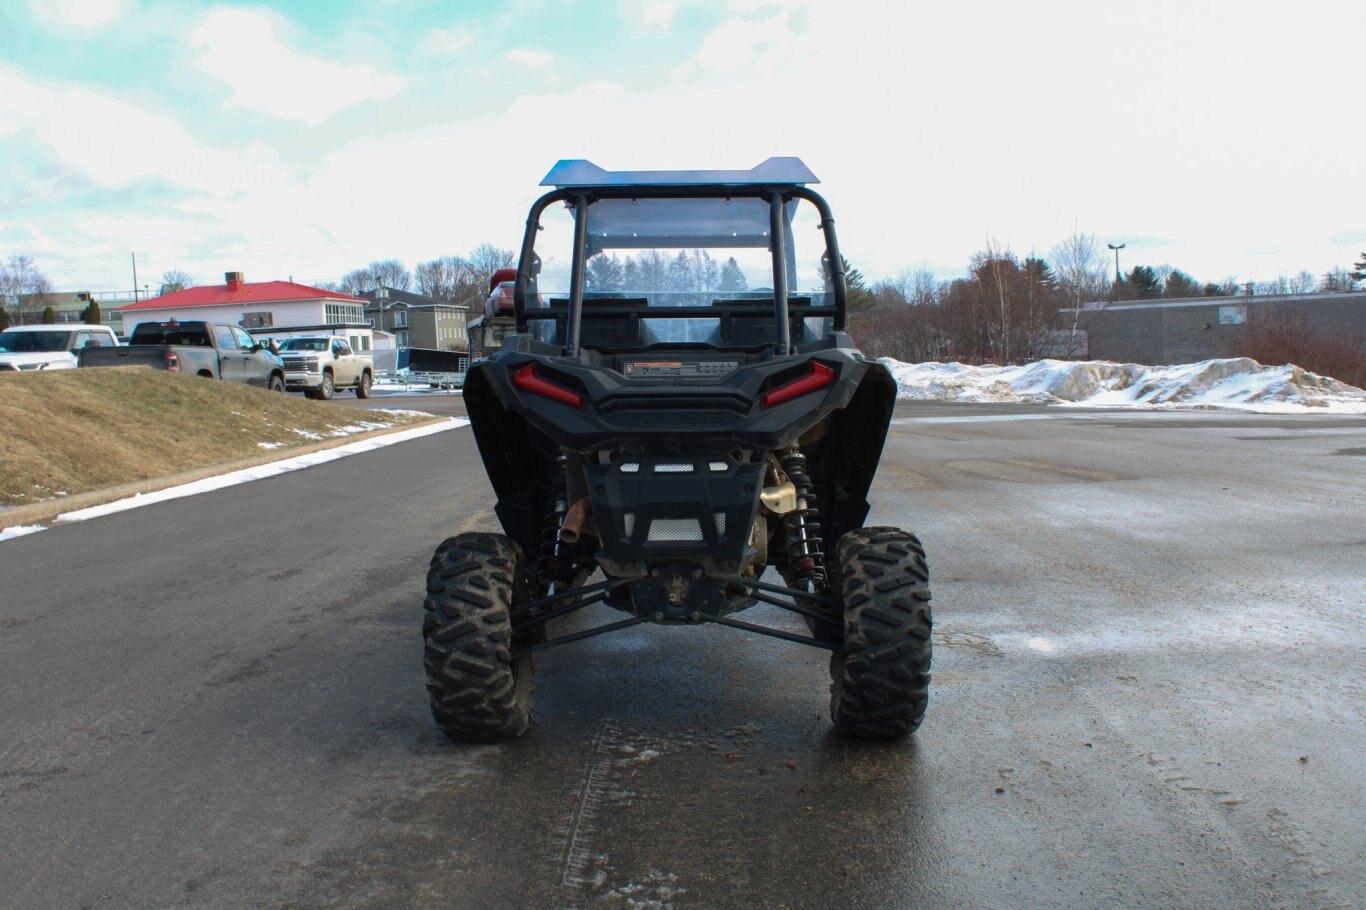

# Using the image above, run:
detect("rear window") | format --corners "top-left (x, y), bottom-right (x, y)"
top-left (131, 325), bottom-right (211, 346)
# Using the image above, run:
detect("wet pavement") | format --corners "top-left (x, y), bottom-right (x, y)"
top-left (1, 404), bottom-right (1362, 908)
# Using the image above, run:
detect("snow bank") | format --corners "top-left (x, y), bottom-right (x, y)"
top-left (879, 357), bottom-right (1366, 413)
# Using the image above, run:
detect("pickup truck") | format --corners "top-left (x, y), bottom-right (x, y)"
top-left (276, 336), bottom-right (374, 399)
top-left (0, 324), bottom-right (120, 371)
top-left (78, 320), bottom-right (286, 391)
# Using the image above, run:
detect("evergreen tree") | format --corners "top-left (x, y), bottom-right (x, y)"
top-left (1128, 265), bottom-right (1162, 299)
top-left (1022, 257), bottom-right (1055, 287)
top-left (839, 257), bottom-right (877, 312)
top-left (1163, 269), bottom-right (1200, 298)
top-left (718, 256), bottom-right (748, 292)
top-left (585, 253), bottom-right (624, 291)
top-left (82, 300), bottom-right (102, 325)
top-left (667, 251), bottom-right (694, 292)
top-left (1350, 252), bottom-right (1366, 284)
top-left (0, 307), bottom-right (9, 331)
top-left (41, 305), bottom-right (55, 323)
top-left (690, 250), bottom-right (719, 292)
top-left (632, 251), bottom-right (670, 292)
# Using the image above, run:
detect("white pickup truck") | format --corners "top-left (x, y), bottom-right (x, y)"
top-left (0, 324), bottom-right (120, 371)
top-left (276, 336), bottom-right (373, 399)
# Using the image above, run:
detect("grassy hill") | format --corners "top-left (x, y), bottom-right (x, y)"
top-left (0, 367), bottom-right (428, 508)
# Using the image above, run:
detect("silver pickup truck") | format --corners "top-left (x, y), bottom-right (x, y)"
top-left (78, 320), bottom-right (286, 390)
top-left (276, 336), bottom-right (373, 399)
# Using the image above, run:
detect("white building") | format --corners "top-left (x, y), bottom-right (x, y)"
top-left (116, 271), bottom-right (373, 351)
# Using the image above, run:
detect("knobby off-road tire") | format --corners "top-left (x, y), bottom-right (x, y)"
top-left (423, 533), bottom-right (535, 743)
top-left (829, 527), bottom-right (932, 739)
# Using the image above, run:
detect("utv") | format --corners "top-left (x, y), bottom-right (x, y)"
top-left (423, 158), bottom-right (931, 742)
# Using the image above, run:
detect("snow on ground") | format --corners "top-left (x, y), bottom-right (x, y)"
top-left (881, 357), bottom-right (1366, 413)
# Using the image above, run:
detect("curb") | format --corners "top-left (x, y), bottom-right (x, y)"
top-left (1, 416), bottom-right (453, 528)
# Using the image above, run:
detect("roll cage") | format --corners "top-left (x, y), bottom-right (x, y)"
top-left (511, 159), bottom-right (850, 359)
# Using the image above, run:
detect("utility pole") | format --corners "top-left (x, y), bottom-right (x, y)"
top-left (131, 252), bottom-right (139, 301)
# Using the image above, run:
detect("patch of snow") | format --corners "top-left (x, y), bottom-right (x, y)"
top-left (54, 418), bottom-right (469, 524)
top-left (880, 357), bottom-right (1366, 413)
top-left (327, 421), bottom-right (393, 435)
top-left (0, 525), bottom-right (46, 542)
top-left (257, 442), bottom-right (286, 449)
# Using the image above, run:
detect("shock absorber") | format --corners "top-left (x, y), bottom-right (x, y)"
top-left (537, 454), bottom-right (573, 589)
top-left (779, 449), bottom-right (826, 590)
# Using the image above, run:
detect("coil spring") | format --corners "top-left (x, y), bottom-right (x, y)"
top-left (537, 456), bottom-right (572, 587)
top-left (779, 451), bottom-right (826, 587)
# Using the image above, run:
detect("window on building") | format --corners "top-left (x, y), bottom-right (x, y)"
top-left (324, 302), bottom-right (366, 325)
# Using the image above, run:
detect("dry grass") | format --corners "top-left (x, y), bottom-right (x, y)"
top-left (1238, 311), bottom-right (1365, 389)
top-left (0, 367), bottom-right (427, 507)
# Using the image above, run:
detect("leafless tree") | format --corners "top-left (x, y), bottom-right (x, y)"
top-left (415, 255), bottom-right (480, 301)
top-left (0, 255), bottom-right (54, 324)
top-left (1048, 228), bottom-right (1105, 357)
top-left (1289, 271), bottom-right (1317, 294)
top-left (466, 243), bottom-right (516, 291)
top-left (160, 269), bottom-right (194, 293)
top-left (1319, 267), bottom-right (1355, 293)
top-left (368, 259), bottom-right (412, 291)
top-left (338, 269), bottom-right (375, 296)
top-left (976, 238), bottom-right (1014, 362)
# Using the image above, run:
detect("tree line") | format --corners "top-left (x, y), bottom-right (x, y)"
top-left (848, 236), bottom-right (1366, 365)
top-left (3, 244), bottom-right (1363, 347)
top-left (317, 244), bottom-right (518, 304)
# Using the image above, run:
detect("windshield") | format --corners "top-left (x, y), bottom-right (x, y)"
top-left (280, 338), bottom-right (328, 351)
top-left (0, 330), bottom-right (68, 353)
top-left (530, 195), bottom-right (833, 350)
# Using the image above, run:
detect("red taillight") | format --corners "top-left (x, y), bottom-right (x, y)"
top-left (513, 364), bottom-right (583, 408)
top-left (165, 352), bottom-right (180, 372)
top-left (761, 362), bottom-right (836, 408)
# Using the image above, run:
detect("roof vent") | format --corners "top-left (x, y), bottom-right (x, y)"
top-left (225, 271), bottom-right (244, 290)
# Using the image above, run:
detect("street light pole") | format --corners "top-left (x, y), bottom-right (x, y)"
top-left (1107, 242), bottom-right (1126, 304)
top-left (1107, 243), bottom-right (1126, 284)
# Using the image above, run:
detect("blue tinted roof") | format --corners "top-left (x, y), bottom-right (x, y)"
top-left (541, 157), bottom-right (819, 188)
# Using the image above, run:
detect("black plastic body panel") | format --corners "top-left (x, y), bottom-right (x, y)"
top-left (463, 346), bottom-right (897, 576)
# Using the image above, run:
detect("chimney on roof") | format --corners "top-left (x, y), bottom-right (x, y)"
top-left (225, 271), bottom-right (244, 291)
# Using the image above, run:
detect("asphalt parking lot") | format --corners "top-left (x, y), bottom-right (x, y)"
top-left (1, 403), bottom-right (1362, 909)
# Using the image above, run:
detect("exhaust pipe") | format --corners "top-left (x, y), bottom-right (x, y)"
top-left (559, 496), bottom-right (591, 544)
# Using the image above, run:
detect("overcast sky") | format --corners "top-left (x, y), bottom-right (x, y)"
top-left (2, 0), bottom-right (1362, 294)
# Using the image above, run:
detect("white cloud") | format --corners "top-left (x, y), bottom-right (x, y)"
top-left (673, 9), bottom-right (796, 80)
top-left (30, 0), bottom-right (124, 28)
top-left (638, 0), bottom-right (677, 28)
top-left (0, 67), bottom-right (288, 196)
top-left (189, 8), bottom-right (405, 126)
top-left (505, 47), bottom-right (554, 68)
top-left (419, 24), bottom-right (474, 53)
top-left (8, 0), bottom-right (1365, 293)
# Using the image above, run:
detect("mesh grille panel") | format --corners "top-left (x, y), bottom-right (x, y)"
top-left (647, 518), bottom-right (704, 542)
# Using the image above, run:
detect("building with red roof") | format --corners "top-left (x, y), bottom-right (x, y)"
top-left (116, 271), bottom-right (372, 349)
